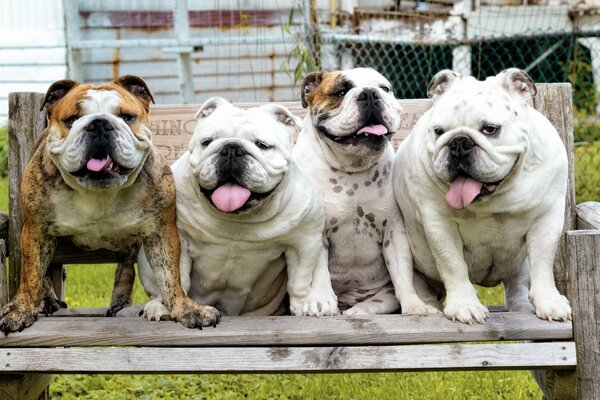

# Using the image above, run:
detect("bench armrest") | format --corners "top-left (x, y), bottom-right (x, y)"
top-left (576, 201), bottom-right (600, 230)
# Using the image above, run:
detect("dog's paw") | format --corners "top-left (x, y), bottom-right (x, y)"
top-left (106, 296), bottom-right (132, 317)
top-left (0, 297), bottom-right (39, 334)
top-left (401, 299), bottom-right (442, 316)
top-left (141, 299), bottom-right (171, 321)
top-left (444, 297), bottom-right (489, 324)
top-left (300, 291), bottom-right (339, 317)
top-left (342, 304), bottom-right (373, 316)
top-left (530, 289), bottom-right (572, 322)
top-left (170, 297), bottom-right (221, 329)
top-left (42, 295), bottom-right (67, 317)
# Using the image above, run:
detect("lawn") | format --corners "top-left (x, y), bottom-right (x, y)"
top-left (0, 177), bottom-right (542, 399)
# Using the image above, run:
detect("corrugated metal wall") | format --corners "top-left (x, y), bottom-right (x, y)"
top-left (0, 0), bottom-right (304, 122)
top-left (76, 0), bottom-right (301, 105)
top-left (0, 0), bottom-right (67, 122)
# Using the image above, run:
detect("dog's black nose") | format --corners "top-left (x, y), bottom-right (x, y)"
top-left (357, 88), bottom-right (381, 104)
top-left (448, 136), bottom-right (475, 158)
top-left (84, 118), bottom-right (114, 135)
top-left (219, 143), bottom-right (247, 158)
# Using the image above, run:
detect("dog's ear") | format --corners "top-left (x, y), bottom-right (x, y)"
top-left (301, 72), bottom-right (323, 108)
top-left (261, 104), bottom-right (301, 129)
top-left (113, 75), bottom-right (155, 106)
top-left (194, 97), bottom-right (232, 120)
top-left (427, 70), bottom-right (458, 99)
top-left (498, 68), bottom-right (537, 99)
top-left (41, 80), bottom-right (79, 111)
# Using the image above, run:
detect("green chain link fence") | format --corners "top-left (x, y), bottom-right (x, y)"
top-left (296, 1), bottom-right (600, 202)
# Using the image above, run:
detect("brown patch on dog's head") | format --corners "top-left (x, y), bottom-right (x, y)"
top-left (41, 75), bottom-right (153, 141)
top-left (301, 71), bottom-right (353, 115)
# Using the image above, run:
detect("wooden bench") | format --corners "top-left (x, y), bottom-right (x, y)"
top-left (0, 83), bottom-right (598, 400)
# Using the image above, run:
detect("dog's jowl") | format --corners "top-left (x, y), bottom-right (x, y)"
top-left (0, 76), bottom-right (220, 333)
top-left (393, 68), bottom-right (572, 324)
top-left (293, 67), bottom-right (439, 316)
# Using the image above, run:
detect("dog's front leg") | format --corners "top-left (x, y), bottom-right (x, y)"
top-left (423, 213), bottom-right (489, 324)
top-left (0, 221), bottom-right (56, 333)
top-left (143, 212), bottom-right (220, 328)
top-left (106, 242), bottom-right (140, 317)
top-left (300, 235), bottom-right (339, 317)
top-left (527, 207), bottom-right (571, 321)
top-left (384, 213), bottom-right (441, 315)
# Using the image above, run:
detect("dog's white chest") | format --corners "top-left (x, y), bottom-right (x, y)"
top-left (50, 188), bottom-right (151, 249)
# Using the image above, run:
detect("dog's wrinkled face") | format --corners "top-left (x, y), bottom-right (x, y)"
top-left (301, 68), bottom-right (402, 157)
top-left (188, 97), bottom-right (300, 213)
top-left (42, 76), bottom-right (154, 190)
top-left (425, 68), bottom-right (537, 210)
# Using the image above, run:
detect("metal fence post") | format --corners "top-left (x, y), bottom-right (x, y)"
top-left (174, 0), bottom-right (195, 104)
top-left (64, 0), bottom-right (83, 81)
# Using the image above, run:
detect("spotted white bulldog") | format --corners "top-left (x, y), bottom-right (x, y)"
top-left (293, 67), bottom-right (439, 316)
top-left (393, 69), bottom-right (572, 324)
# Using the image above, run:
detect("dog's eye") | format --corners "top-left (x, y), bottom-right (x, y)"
top-left (380, 86), bottom-right (391, 93)
top-left (255, 140), bottom-right (273, 150)
top-left (433, 127), bottom-right (445, 136)
top-left (482, 124), bottom-right (498, 135)
top-left (201, 138), bottom-right (213, 147)
top-left (119, 113), bottom-right (136, 125)
top-left (334, 90), bottom-right (346, 98)
top-left (63, 115), bottom-right (79, 128)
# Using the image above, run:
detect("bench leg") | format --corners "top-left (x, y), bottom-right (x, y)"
top-left (567, 231), bottom-right (600, 400)
top-left (0, 374), bottom-right (54, 400)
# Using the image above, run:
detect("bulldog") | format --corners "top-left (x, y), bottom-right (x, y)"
top-left (393, 68), bottom-right (572, 324)
top-left (293, 67), bottom-right (439, 316)
top-left (0, 76), bottom-right (220, 333)
top-left (134, 97), bottom-right (338, 318)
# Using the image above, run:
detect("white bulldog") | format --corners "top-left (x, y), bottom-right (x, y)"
top-left (293, 67), bottom-right (439, 316)
top-left (136, 97), bottom-right (338, 318)
top-left (393, 68), bottom-right (572, 324)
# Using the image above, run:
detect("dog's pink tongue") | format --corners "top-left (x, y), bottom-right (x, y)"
top-left (211, 183), bottom-right (251, 212)
top-left (357, 124), bottom-right (387, 136)
top-left (86, 155), bottom-right (111, 172)
top-left (445, 176), bottom-right (483, 210)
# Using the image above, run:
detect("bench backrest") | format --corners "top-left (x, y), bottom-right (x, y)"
top-left (4, 84), bottom-right (575, 302)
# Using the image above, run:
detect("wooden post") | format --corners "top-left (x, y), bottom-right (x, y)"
top-left (567, 230), bottom-right (600, 399)
top-left (8, 92), bottom-right (48, 299)
top-left (173, 0), bottom-right (195, 104)
top-left (64, 0), bottom-right (83, 81)
top-left (530, 83), bottom-right (578, 399)
top-left (6, 93), bottom-right (57, 400)
top-left (0, 212), bottom-right (8, 307)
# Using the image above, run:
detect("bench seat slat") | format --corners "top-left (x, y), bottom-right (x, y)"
top-left (0, 342), bottom-right (576, 373)
top-left (0, 312), bottom-right (572, 348)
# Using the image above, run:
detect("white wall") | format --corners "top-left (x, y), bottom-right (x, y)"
top-left (0, 0), bottom-right (67, 123)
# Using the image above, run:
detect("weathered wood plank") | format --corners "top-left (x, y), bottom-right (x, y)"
top-left (576, 201), bottom-right (600, 231)
top-left (0, 342), bottom-right (576, 373)
top-left (567, 230), bottom-right (600, 400)
top-left (0, 374), bottom-right (54, 400)
top-left (148, 99), bottom-right (433, 162)
top-left (0, 312), bottom-right (572, 348)
top-left (7, 92), bottom-right (47, 300)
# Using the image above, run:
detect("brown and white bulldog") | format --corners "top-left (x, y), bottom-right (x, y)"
top-left (0, 76), bottom-right (221, 333)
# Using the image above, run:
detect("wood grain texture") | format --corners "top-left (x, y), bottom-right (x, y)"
top-left (7, 92), bottom-right (46, 300)
top-left (148, 99), bottom-right (433, 162)
top-left (0, 342), bottom-right (576, 373)
top-left (0, 374), bottom-right (54, 400)
top-left (531, 80), bottom-right (578, 400)
top-left (576, 202), bottom-right (600, 230)
top-left (567, 230), bottom-right (600, 400)
top-left (0, 312), bottom-right (572, 348)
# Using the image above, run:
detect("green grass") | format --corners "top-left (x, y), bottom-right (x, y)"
top-left (0, 177), bottom-right (542, 399)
